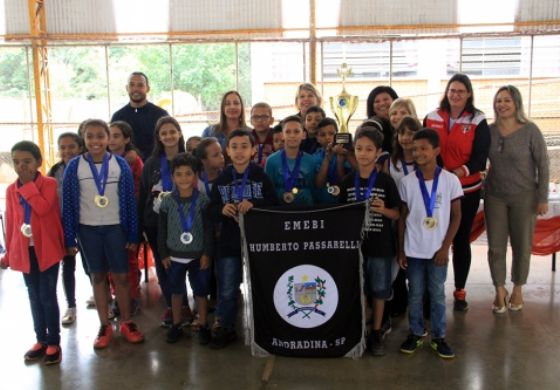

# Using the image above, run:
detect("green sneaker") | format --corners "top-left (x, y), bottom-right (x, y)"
top-left (431, 338), bottom-right (455, 359)
top-left (400, 334), bottom-right (424, 355)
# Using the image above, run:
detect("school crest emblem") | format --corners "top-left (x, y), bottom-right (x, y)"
top-left (273, 264), bottom-right (338, 328)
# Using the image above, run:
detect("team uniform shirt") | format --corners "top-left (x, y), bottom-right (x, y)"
top-left (339, 170), bottom-right (400, 257)
top-left (265, 150), bottom-right (316, 206)
top-left (399, 169), bottom-right (463, 259)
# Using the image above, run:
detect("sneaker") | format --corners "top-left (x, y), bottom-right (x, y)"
top-left (120, 321), bottom-right (145, 344)
top-left (369, 330), bottom-right (385, 357)
top-left (24, 343), bottom-right (47, 361)
top-left (166, 324), bottom-right (183, 344)
top-left (44, 346), bottom-right (62, 366)
top-left (61, 307), bottom-right (77, 325)
top-left (431, 338), bottom-right (455, 359)
top-left (86, 296), bottom-right (96, 308)
top-left (209, 327), bottom-right (237, 349)
top-left (400, 334), bottom-right (424, 355)
top-left (453, 289), bottom-right (469, 312)
top-left (380, 318), bottom-right (392, 340)
top-left (160, 308), bottom-right (173, 328)
top-left (93, 324), bottom-right (113, 349)
top-left (198, 325), bottom-right (211, 345)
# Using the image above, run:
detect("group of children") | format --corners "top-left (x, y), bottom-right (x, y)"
top-left (0, 89), bottom-right (464, 366)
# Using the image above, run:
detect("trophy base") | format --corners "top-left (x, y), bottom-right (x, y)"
top-left (335, 133), bottom-right (353, 149)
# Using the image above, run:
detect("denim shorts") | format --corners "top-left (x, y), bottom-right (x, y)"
top-left (77, 224), bottom-right (128, 274)
top-left (167, 258), bottom-right (210, 297)
top-left (364, 256), bottom-right (393, 300)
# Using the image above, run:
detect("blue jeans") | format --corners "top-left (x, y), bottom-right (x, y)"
top-left (61, 254), bottom-right (76, 308)
top-left (23, 247), bottom-right (61, 345)
top-left (406, 257), bottom-right (448, 339)
top-left (215, 256), bottom-right (242, 329)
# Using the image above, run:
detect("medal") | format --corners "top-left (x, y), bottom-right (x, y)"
top-left (283, 192), bottom-right (295, 203)
top-left (327, 185), bottom-right (340, 196)
top-left (158, 191), bottom-right (171, 201)
top-left (416, 166), bottom-right (442, 230)
top-left (94, 195), bottom-right (109, 208)
top-left (20, 223), bottom-right (32, 238)
top-left (324, 149), bottom-right (339, 196)
top-left (86, 152), bottom-right (111, 208)
top-left (180, 232), bottom-right (194, 245)
top-left (423, 217), bottom-right (438, 230)
top-left (291, 187), bottom-right (299, 194)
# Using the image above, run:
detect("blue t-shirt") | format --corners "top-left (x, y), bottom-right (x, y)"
top-left (265, 149), bottom-right (316, 206)
top-left (312, 148), bottom-right (339, 205)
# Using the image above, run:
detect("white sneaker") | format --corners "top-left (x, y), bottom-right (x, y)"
top-left (61, 307), bottom-right (77, 325)
top-left (86, 296), bottom-right (96, 308)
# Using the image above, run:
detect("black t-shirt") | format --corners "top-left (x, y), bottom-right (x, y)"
top-left (340, 170), bottom-right (400, 257)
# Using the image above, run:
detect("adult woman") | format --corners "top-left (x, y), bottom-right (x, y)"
top-left (202, 91), bottom-right (249, 149)
top-left (424, 73), bottom-right (490, 311)
top-left (294, 83), bottom-right (322, 118)
top-left (485, 85), bottom-right (549, 313)
top-left (365, 86), bottom-right (399, 158)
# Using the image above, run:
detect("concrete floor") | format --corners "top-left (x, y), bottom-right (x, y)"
top-left (0, 243), bottom-right (558, 390)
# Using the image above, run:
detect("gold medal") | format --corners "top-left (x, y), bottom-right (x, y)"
top-left (94, 195), bottom-right (109, 208)
top-left (423, 217), bottom-right (438, 230)
top-left (20, 223), bottom-right (32, 238)
top-left (327, 185), bottom-right (340, 196)
top-left (291, 187), bottom-right (299, 195)
top-left (283, 192), bottom-right (295, 203)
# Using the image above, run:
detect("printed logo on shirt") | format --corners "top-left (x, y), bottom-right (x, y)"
top-left (273, 264), bottom-right (338, 329)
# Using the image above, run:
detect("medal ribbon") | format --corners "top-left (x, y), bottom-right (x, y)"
top-left (281, 150), bottom-right (302, 192)
top-left (232, 165), bottom-right (250, 202)
top-left (354, 169), bottom-right (378, 201)
top-left (321, 149), bottom-right (338, 185)
top-left (160, 155), bottom-right (173, 191)
top-left (257, 144), bottom-right (264, 165)
top-left (174, 189), bottom-right (199, 235)
top-left (416, 166), bottom-right (442, 218)
top-left (401, 159), bottom-right (416, 176)
top-left (19, 196), bottom-right (31, 225)
top-left (201, 172), bottom-right (211, 195)
top-left (86, 152), bottom-right (110, 197)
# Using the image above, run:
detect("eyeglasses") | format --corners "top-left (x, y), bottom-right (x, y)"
top-left (251, 115), bottom-right (271, 121)
top-left (497, 137), bottom-right (505, 153)
top-left (448, 89), bottom-right (468, 96)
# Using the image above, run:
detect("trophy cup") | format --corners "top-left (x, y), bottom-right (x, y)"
top-left (329, 63), bottom-right (359, 147)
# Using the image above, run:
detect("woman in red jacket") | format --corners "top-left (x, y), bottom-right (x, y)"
top-left (1, 141), bottom-right (65, 365)
top-left (424, 73), bottom-right (490, 311)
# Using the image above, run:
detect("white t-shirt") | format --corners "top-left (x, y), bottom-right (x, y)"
top-left (388, 159), bottom-right (416, 189)
top-left (399, 168), bottom-right (463, 259)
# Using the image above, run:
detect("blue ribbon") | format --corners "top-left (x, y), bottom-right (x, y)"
top-left (19, 196), bottom-right (31, 224)
top-left (231, 165), bottom-right (250, 202)
top-left (321, 149), bottom-right (337, 184)
top-left (160, 154), bottom-right (173, 191)
top-left (416, 166), bottom-right (442, 218)
top-left (281, 150), bottom-right (302, 192)
top-left (401, 159), bottom-right (416, 176)
top-left (354, 169), bottom-right (378, 201)
top-left (257, 144), bottom-right (264, 165)
top-left (201, 172), bottom-right (211, 195)
top-left (85, 152), bottom-right (110, 196)
top-left (173, 189), bottom-right (199, 235)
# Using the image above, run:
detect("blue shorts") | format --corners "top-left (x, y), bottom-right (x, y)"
top-left (77, 224), bottom-right (129, 274)
top-left (364, 256), bottom-right (393, 300)
top-left (167, 258), bottom-right (210, 297)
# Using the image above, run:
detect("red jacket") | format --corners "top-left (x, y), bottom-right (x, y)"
top-left (424, 109), bottom-right (490, 193)
top-left (1, 174), bottom-right (64, 273)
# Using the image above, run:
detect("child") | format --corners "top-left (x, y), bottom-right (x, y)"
top-left (398, 128), bottom-right (462, 359)
top-left (386, 116), bottom-right (422, 184)
top-left (48, 133), bottom-right (84, 326)
top-left (1, 141), bottom-right (65, 365)
top-left (301, 106), bottom-right (325, 154)
top-left (186, 136), bottom-right (202, 153)
top-left (138, 116), bottom-right (189, 327)
top-left (271, 124), bottom-right (284, 151)
top-left (208, 129), bottom-right (277, 348)
top-left (250, 102), bottom-right (275, 167)
top-left (63, 119), bottom-right (144, 349)
top-left (195, 137), bottom-right (225, 196)
top-left (265, 116), bottom-right (316, 206)
top-left (158, 153), bottom-right (213, 344)
top-left (338, 128), bottom-right (401, 357)
top-left (313, 118), bottom-right (345, 204)
top-left (109, 121), bottom-right (145, 315)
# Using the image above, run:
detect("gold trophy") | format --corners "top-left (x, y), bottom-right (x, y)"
top-left (329, 63), bottom-right (359, 147)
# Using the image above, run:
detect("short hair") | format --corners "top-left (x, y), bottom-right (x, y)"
top-left (355, 127), bottom-right (384, 149)
top-left (413, 128), bottom-right (440, 148)
top-left (57, 132), bottom-right (84, 150)
top-left (171, 152), bottom-right (200, 174)
top-left (272, 124), bottom-right (283, 135)
top-left (11, 140), bottom-right (42, 162)
top-left (129, 71), bottom-right (149, 87)
top-left (281, 115), bottom-right (303, 129)
top-left (82, 119), bottom-right (110, 137)
top-left (250, 102), bottom-right (272, 116)
top-left (227, 129), bottom-right (255, 147)
top-left (317, 118), bottom-right (338, 133)
top-left (493, 85), bottom-right (529, 125)
top-left (389, 98), bottom-right (418, 121)
top-left (194, 137), bottom-right (220, 160)
top-left (305, 106), bottom-right (326, 118)
top-left (366, 86), bottom-right (398, 118)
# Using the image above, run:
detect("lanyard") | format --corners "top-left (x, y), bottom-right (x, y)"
top-left (85, 152), bottom-right (110, 196)
top-left (281, 150), bottom-right (302, 192)
top-left (354, 169), bottom-right (378, 201)
top-left (416, 166), bottom-right (442, 218)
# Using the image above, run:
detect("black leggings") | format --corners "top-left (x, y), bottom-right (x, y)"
top-left (452, 189), bottom-right (481, 290)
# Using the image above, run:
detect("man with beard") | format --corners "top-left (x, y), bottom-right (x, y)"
top-left (111, 72), bottom-right (169, 160)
